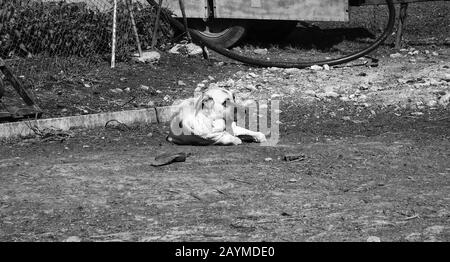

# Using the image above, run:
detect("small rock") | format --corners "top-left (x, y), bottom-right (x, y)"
top-left (124, 87), bottom-right (131, 92)
top-left (283, 154), bottom-right (306, 162)
top-left (340, 96), bottom-right (350, 102)
top-left (359, 85), bottom-right (369, 91)
top-left (304, 90), bottom-right (317, 96)
top-left (147, 132), bottom-right (153, 137)
top-left (323, 91), bottom-right (339, 98)
top-left (323, 64), bottom-right (330, 71)
top-left (178, 80), bottom-right (186, 86)
top-left (119, 77), bottom-right (127, 82)
top-left (411, 111), bottom-right (424, 116)
top-left (64, 236), bottom-right (82, 242)
top-left (367, 236), bottom-right (381, 242)
top-left (438, 93), bottom-right (450, 106)
top-left (140, 85), bottom-right (150, 91)
top-left (432, 52), bottom-right (439, 56)
top-left (268, 67), bottom-right (281, 72)
top-left (246, 85), bottom-right (257, 91)
top-left (110, 88), bottom-right (123, 94)
top-left (424, 225), bottom-right (445, 235)
top-left (390, 53), bottom-right (402, 58)
top-left (147, 101), bottom-right (155, 107)
top-left (285, 68), bottom-right (302, 74)
top-left (405, 233), bottom-right (422, 242)
top-left (248, 72), bottom-right (258, 78)
top-left (169, 43), bottom-right (203, 56)
top-left (132, 51), bottom-right (160, 63)
top-left (254, 48), bottom-right (268, 55)
top-left (310, 65), bottom-right (323, 71)
top-left (426, 100), bottom-right (438, 107)
top-left (163, 95), bottom-right (171, 102)
top-left (288, 179), bottom-right (298, 183)
top-left (342, 116), bottom-right (351, 121)
top-left (271, 93), bottom-right (282, 99)
top-left (264, 158), bottom-right (273, 162)
top-left (445, 37), bottom-right (450, 45)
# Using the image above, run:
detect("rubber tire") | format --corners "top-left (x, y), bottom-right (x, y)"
top-left (247, 21), bottom-right (298, 41)
top-left (186, 19), bottom-right (248, 48)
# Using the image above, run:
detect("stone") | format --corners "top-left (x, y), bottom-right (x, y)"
top-left (254, 48), bottom-right (268, 55)
top-left (110, 88), bottom-right (123, 94)
top-left (140, 85), bottom-right (150, 91)
top-left (310, 65), bottom-right (323, 70)
top-left (132, 51), bottom-right (160, 63)
top-left (390, 53), bottom-right (402, 58)
top-left (439, 93), bottom-right (450, 106)
top-left (367, 236), bottom-right (381, 242)
top-left (304, 90), bottom-right (317, 96)
top-left (285, 68), bottom-right (302, 74)
top-left (64, 236), bottom-right (82, 242)
top-left (405, 233), bottom-right (422, 242)
top-left (169, 43), bottom-right (203, 56)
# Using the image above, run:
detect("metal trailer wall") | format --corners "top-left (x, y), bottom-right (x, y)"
top-left (164, 0), bottom-right (349, 21)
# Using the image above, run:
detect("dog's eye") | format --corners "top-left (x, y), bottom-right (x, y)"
top-left (222, 99), bottom-right (229, 107)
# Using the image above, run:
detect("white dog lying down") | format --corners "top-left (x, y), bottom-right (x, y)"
top-left (167, 88), bottom-right (266, 146)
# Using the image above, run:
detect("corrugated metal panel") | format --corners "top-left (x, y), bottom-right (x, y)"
top-left (214, 0), bottom-right (349, 21)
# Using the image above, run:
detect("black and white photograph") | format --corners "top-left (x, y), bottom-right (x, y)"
top-left (0, 0), bottom-right (448, 248)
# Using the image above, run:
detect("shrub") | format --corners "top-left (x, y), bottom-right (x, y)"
top-left (0, 0), bottom-right (173, 61)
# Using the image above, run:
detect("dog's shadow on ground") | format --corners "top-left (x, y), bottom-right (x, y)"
top-left (243, 23), bottom-right (376, 51)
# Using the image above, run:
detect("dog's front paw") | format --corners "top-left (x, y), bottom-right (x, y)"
top-left (254, 132), bottom-right (267, 143)
top-left (232, 136), bottom-right (243, 145)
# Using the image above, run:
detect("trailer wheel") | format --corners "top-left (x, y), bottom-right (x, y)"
top-left (186, 19), bottom-right (248, 48)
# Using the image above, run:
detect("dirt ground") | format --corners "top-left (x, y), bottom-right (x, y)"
top-left (0, 2), bottom-right (449, 242)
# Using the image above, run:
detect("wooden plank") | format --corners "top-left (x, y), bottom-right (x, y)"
top-left (350, 0), bottom-right (449, 6)
top-left (214, 0), bottom-right (349, 21)
top-left (164, 0), bottom-right (207, 18)
top-left (395, 3), bottom-right (409, 48)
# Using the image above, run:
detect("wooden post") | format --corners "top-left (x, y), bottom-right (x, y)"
top-left (111, 0), bottom-right (118, 68)
top-left (0, 58), bottom-right (38, 108)
top-left (151, 0), bottom-right (164, 49)
top-left (395, 3), bottom-right (408, 49)
top-left (125, 0), bottom-right (143, 57)
top-left (178, 0), bottom-right (192, 41)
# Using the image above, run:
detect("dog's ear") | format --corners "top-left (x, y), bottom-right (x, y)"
top-left (195, 94), bottom-right (214, 113)
top-left (230, 90), bottom-right (237, 102)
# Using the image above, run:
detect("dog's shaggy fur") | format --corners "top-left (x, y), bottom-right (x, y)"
top-left (167, 88), bottom-right (266, 146)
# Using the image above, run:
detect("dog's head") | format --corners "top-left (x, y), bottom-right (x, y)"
top-left (194, 88), bottom-right (236, 120)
